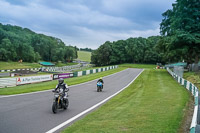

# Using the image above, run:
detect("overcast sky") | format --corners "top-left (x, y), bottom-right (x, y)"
top-left (0, 0), bottom-right (175, 49)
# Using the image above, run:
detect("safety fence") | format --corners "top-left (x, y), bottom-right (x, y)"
top-left (73, 66), bottom-right (118, 77)
top-left (167, 68), bottom-right (199, 133)
top-left (0, 64), bottom-right (92, 73)
top-left (41, 64), bottom-right (82, 72)
top-left (0, 65), bottom-right (118, 88)
top-left (0, 68), bottom-right (40, 72)
top-left (0, 64), bottom-right (81, 73)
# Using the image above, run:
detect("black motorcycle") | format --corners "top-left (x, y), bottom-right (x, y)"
top-left (52, 89), bottom-right (69, 114)
top-left (97, 82), bottom-right (103, 92)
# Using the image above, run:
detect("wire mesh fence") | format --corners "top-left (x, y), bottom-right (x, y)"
top-left (173, 66), bottom-right (184, 78)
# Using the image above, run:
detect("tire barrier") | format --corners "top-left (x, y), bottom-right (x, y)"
top-left (167, 68), bottom-right (199, 133)
top-left (0, 68), bottom-right (40, 72)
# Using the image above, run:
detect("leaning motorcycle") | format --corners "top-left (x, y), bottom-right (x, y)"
top-left (52, 89), bottom-right (69, 114)
top-left (97, 82), bottom-right (103, 92)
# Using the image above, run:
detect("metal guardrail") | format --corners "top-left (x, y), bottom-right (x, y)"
top-left (167, 68), bottom-right (199, 133)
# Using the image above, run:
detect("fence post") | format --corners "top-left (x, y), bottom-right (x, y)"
top-left (184, 80), bottom-right (187, 88)
top-left (189, 83), bottom-right (193, 92)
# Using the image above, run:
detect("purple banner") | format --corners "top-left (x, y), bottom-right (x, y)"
top-left (53, 73), bottom-right (73, 80)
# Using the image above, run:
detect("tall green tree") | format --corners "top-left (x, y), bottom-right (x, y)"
top-left (91, 41), bottom-right (112, 66)
top-left (0, 38), bottom-right (17, 61)
top-left (160, 0), bottom-right (200, 66)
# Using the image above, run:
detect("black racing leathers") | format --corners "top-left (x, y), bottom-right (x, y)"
top-left (55, 83), bottom-right (69, 96)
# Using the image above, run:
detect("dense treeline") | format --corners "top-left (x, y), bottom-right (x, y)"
top-left (91, 36), bottom-right (163, 66)
top-left (80, 48), bottom-right (93, 52)
top-left (92, 0), bottom-right (200, 67)
top-left (0, 23), bottom-right (77, 62)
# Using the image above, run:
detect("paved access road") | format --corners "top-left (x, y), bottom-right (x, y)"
top-left (0, 68), bottom-right (143, 133)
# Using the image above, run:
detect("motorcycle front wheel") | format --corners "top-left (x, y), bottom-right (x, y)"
top-left (52, 102), bottom-right (57, 114)
top-left (63, 99), bottom-right (69, 110)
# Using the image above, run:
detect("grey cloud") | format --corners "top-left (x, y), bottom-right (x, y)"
top-left (0, 0), bottom-right (175, 48)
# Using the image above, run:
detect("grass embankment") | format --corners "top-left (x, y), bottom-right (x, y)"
top-left (0, 67), bottom-right (126, 95)
top-left (120, 63), bottom-right (156, 69)
top-left (77, 51), bottom-right (91, 62)
top-left (0, 61), bottom-right (42, 70)
top-left (55, 62), bottom-right (78, 67)
top-left (184, 71), bottom-right (200, 89)
top-left (63, 69), bottom-right (191, 133)
top-left (0, 61), bottom-right (78, 71)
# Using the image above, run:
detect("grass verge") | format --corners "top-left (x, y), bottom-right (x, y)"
top-left (0, 61), bottom-right (42, 70)
top-left (55, 62), bottom-right (78, 67)
top-left (120, 63), bottom-right (156, 69)
top-left (77, 51), bottom-right (91, 62)
top-left (0, 67), bottom-right (126, 95)
top-left (62, 69), bottom-right (191, 133)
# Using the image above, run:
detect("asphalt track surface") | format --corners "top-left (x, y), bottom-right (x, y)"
top-left (0, 68), bottom-right (143, 133)
top-left (0, 72), bottom-right (10, 77)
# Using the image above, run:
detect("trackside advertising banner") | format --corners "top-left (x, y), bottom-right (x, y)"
top-left (53, 73), bottom-right (73, 80)
top-left (16, 75), bottom-right (53, 85)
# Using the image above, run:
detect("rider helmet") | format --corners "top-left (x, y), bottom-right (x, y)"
top-left (58, 78), bottom-right (64, 84)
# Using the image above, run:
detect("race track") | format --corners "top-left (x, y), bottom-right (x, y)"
top-left (0, 68), bottom-right (143, 133)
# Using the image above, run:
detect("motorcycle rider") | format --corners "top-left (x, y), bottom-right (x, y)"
top-left (54, 78), bottom-right (69, 97)
top-left (97, 77), bottom-right (104, 89)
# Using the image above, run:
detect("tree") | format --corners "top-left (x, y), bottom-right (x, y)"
top-left (0, 38), bottom-right (17, 61)
top-left (160, 0), bottom-right (200, 68)
top-left (91, 50), bottom-right (99, 65)
top-left (91, 41), bottom-right (112, 66)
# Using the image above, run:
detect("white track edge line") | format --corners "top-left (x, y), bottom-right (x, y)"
top-left (45, 69), bottom-right (144, 133)
top-left (0, 68), bottom-right (132, 98)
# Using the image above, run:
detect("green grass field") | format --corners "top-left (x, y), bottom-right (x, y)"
top-left (0, 61), bottom-right (42, 70)
top-left (120, 63), bottom-right (156, 69)
top-left (77, 51), bottom-right (91, 62)
top-left (62, 69), bottom-right (191, 133)
top-left (55, 62), bottom-right (78, 67)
